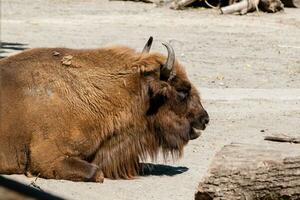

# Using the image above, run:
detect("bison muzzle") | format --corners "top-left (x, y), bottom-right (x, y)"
top-left (0, 37), bottom-right (209, 182)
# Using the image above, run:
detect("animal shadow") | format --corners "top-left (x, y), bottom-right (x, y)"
top-left (0, 42), bottom-right (28, 58)
top-left (139, 163), bottom-right (189, 177)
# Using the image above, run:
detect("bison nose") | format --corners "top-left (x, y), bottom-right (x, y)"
top-left (201, 111), bottom-right (209, 125)
top-left (202, 116), bottom-right (209, 125)
top-left (191, 110), bottom-right (209, 131)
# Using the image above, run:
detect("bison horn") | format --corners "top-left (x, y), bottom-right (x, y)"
top-left (142, 36), bottom-right (153, 53)
top-left (161, 42), bottom-right (175, 79)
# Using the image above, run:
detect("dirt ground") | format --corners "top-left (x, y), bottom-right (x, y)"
top-left (1, 0), bottom-right (300, 199)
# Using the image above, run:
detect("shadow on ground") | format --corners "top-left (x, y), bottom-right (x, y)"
top-left (139, 163), bottom-right (189, 176)
top-left (0, 42), bottom-right (28, 58)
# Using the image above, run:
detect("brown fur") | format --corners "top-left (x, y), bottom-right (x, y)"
top-left (0, 45), bottom-right (208, 181)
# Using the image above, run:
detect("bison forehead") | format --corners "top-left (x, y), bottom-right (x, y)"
top-left (170, 76), bottom-right (192, 92)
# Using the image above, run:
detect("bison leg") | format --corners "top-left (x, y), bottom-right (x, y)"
top-left (30, 142), bottom-right (104, 182)
top-left (32, 156), bottom-right (104, 182)
top-left (52, 157), bottom-right (104, 182)
top-left (0, 143), bottom-right (29, 175)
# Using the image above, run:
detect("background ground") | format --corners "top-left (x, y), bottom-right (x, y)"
top-left (1, 0), bottom-right (300, 199)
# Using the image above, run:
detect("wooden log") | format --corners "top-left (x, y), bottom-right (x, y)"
top-left (220, 0), bottom-right (259, 14)
top-left (195, 143), bottom-right (300, 200)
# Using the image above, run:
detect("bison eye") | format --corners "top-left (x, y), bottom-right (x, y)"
top-left (178, 91), bottom-right (188, 101)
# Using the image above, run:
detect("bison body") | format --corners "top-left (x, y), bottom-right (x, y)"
top-left (0, 39), bottom-right (209, 182)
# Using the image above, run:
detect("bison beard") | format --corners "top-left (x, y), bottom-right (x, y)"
top-left (93, 110), bottom-right (190, 179)
top-left (0, 38), bottom-right (209, 182)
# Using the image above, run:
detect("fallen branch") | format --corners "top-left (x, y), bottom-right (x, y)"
top-left (265, 135), bottom-right (300, 143)
top-left (29, 173), bottom-right (43, 191)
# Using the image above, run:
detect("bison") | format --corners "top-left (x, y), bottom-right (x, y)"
top-left (0, 37), bottom-right (209, 182)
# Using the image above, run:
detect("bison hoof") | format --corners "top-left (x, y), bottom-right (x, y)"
top-left (92, 169), bottom-right (104, 183)
top-left (84, 163), bottom-right (104, 183)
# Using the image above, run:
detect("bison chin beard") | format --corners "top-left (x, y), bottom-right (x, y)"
top-left (92, 111), bottom-right (191, 180)
top-left (152, 110), bottom-right (191, 159)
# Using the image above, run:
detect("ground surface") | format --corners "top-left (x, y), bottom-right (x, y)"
top-left (1, 0), bottom-right (300, 200)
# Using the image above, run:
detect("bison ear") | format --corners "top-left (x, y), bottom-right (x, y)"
top-left (142, 36), bottom-right (153, 54)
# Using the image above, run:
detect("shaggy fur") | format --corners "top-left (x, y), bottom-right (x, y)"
top-left (0, 45), bottom-right (209, 181)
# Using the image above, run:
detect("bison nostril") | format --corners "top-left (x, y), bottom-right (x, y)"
top-left (201, 116), bottom-right (209, 125)
top-left (201, 112), bottom-right (209, 125)
top-left (204, 118), bottom-right (209, 124)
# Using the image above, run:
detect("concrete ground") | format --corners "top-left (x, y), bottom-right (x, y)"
top-left (1, 0), bottom-right (300, 199)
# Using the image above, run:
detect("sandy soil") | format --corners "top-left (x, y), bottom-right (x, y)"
top-left (1, 0), bottom-right (300, 199)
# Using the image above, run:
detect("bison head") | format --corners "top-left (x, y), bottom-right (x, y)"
top-left (139, 37), bottom-right (209, 156)
top-left (94, 37), bottom-right (209, 179)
